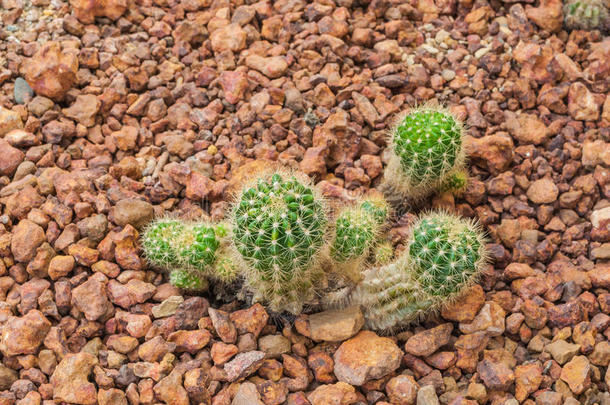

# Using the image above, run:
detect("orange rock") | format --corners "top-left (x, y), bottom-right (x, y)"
top-left (24, 42), bottom-right (78, 101)
top-left (69, 0), bottom-right (127, 24)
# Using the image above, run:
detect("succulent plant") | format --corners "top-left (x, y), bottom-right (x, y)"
top-left (352, 211), bottom-right (488, 330)
top-left (564, 0), bottom-right (610, 31)
top-left (175, 223), bottom-right (222, 270)
top-left (329, 197), bottom-right (389, 282)
top-left (141, 218), bottom-right (185, 269)
top-left (373, 240), bottom-right (395, 265)
top-left (382, 106), bottom-right (466, 204)
top-left (169, 268), bottom-right (209, 291)
top-left (230, 170), bottom-right (329, 313)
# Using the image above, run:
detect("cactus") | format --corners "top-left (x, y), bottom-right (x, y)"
top-left (175, 223), bottom-right (222, 270)
top-left (381, 106), bottom-right (466, 204)
top-left (142, 218), bottom-right (185, 269)
top-left (564, 0), bottom-right (610, 31)
top-left (169, 268), bottom-right (209, 291)
top-left (230, 170), bottom-right (329, 314)
top-left (352, 212), bottom-right (488, 330)
top-left (373, 240), bottom-right (395, 265)
top-left (329, 197), bottom-right (389, 282)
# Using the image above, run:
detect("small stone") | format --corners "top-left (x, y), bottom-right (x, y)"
top-left (69, 0), bottom-right (127, 24)
top-left (525, 0), bottom-right (562, 32)
top-left (47, 255), bottom-right (75, 280)
top-left (568, 82), bottom-right (600, 121)
top-left (72, 276), bottom-right (112, 321)
top-left (230, 303), bottom-right (269, 337)
top-left (98, 388), bottom-right (127, 405)
top-left (211, 24), bottom-right (247, 52)
top-left (0, 107), bottom-right (23, 136)
top-left (0, 364), bottom-right (18, 390)
top-left (258, 335), bottom-right (291, 359)
top-left (386, 374), bottom-right (419, 405)
top-left (14, 77), bottom-right (34, 104)
top-left (224, 351), bottom-right (265, 382)
top-left (590, 341), bottom-right (610, 366)
top-left (405, 323), bottom-right (453, 357)
top-left (112, 199), bottom-right (153, 229)
top-left (167, 329), bottom-right (211, 353)
top-left (0, 310), bottom-right (50, 356)
top-left (417, 385), bottom-right (439, 405)
top-left (459, 302), bottom-right (506, 336)
top-left (527, 178), bottom-right (559, 204)
top-left (62, 94), bottom-right (100, 127)
top-left (0, 138), bottom-right (25, 177)
top-left (308, 306), bottom-right (364, 342)
top-left (505, 112), bottom-right (550, 145)
top-left (211, 342), bottom-right (239, 365)
top-left (153, 368), bottom-right (189, 405)
top-left (232, 382), bottom-right (265, 405)
top-left (545, 340), bottom-right (580, 364)
top-left (152, 296), bottom-right (184, 318)
top-left (10, 219), bottom-right (45, 263)
top-left (560, 355), bottom-right (590, 395)
top-left (219, 71), bottom-right (249, 104)
top-left (209, 308), bottom-right (237, 343)
top-left (477, 359), bottom-right (515, 391)
top-left (307, 382), bottom-right (358, 405)
top-left (24, 42), bottom-right (78, 101)
top-left (245, 55), bottom-right (288, 79)
top-left (514, 362), bottom-right (542, 401)
top-left (333, 330), bottom-right (403, 386)
top-left (51, 352), bottom-right (98, 404)
top-left (463, 135), bottom-right (513, 175)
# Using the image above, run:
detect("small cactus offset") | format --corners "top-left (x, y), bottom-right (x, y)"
top-left (230, 170), bottom-right (329, 314)
top-left (329, 197), bottom-right (389, 282)
top-left (141, 218), bottom-right (185, 269)
top-left (563, 0), bottom-right (610, 31)
top-left (373, 240), bottom-right (395, 265)
top-left (352, 211), bottom-right (488, 330)
top-left (169, 268), bottom-right (209, 291)
top-left (382, 106), bottom-right (466, 204)
top-left (175, 223), bottom-right (222, 270)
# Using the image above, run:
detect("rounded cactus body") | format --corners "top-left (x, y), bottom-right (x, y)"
top-left (352, 212), bottom-right (487, 330)
top-left (564, 0), bottom-right (609, 31)
top-left (382, 106), bottom-right (466, 203)
top-left (169, 268), bottom-right (209, 291)
top-left (177, 223), bottom-right (221, 270)
top-left (231, 171), bottom-right (328, 313)
top-left (373, 240), bottom-right (394, 265)
top-left (142, 218), bottom-right (185, 268)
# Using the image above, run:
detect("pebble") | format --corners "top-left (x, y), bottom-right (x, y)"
top-left (405, 323), bottom-right (453, 357)
top-left (23, 41), bottom-right (78, 101)
top-left (152, 295), bottom-right (184, 318)
top-left (545, 340), bottom-right (580, 365)
top-left (111, 199), bottom-right (154, 229)
top-left (14, 77), bottom-right (34, 104)
top-left (560, 355), bottom-right (591, 395)
top-left (50, 352), bottom-right (98, 404)
top-left (224, 351), bottom-right (265, 382)
top-left (526, 178), bottom-right (559, 204)
top-left (308, 306), bottom-right (364, 342)
top-left (0, 106), bottom-right (23, 136)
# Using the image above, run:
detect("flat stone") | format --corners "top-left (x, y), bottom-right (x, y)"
top-left (152, 295), bottom-right (184, 318)
top-left (405, 323), bottom-right (453, 357)
top-left (545, 340), bottom-right (580, 364)
top-left (309, 306), bottom-right (364, 342)
top-left (51, 352), bottom-right (98, 404)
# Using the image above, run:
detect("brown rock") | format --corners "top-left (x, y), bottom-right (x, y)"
top-left (459, 302), bottom-right (506, 336)
top-left (167, 329), bottom-right (211, 353)
top-left (333, 331), bottom-right (403, 386)
top-left (71, 276), bottom-right (112, 321)
top-left (0, 107), bottom-right (23, 136)
top-left (112, 199), bottom-right (153, 229)
top-left (464, 135), bottom-right (514, 175)
top-left (107, 279), bottom-right (156, 309)
top-left (245, 55), bottom-right (288, 79)
top-left (211, 342), bottom-right (238, 365)
top-left (308, 306), bottom-right (364, 342)
top-left (386, 374), bottom-right (419, 405)
top-left (307, 382), bottom-right (358, 405)
top-left (0, 310), bottom-right (51, 356)
top-left (11, 219), bottom-right (45, 263)
top-left (209, 308), bottom-right (237, 343)
top-left (230, 303), bottom-right (269, 337)
top-left (525, 0), bottom-right (563, 32)
top-left (224, 351), bottom-right (265, 382)
top-left (300, 146), bottom-right (327, 177)
top-left (69, 0), bottom-right (127, 24)
top-left (568, 82), bottom-right (600, 121)
top-left (24, 42), bottom-right (78, 101)
top-left (48, 255), bottom-right (75, 280)
top-left (62, 94), bottom-right (100, 127)
top-left (153, 368), bottom-right (189, 405)
top-left (0, 364), bottom-right (18, 390)
top-left (560, 355), bottom-right (590, 395)
top-left (0, 139), bottom-right (24, 177)
top-left (51, 352), bottom-right (98, 404)
top-left (527, 178), bottom-right (559, 204)
top-left (405, 323), bottom-right (453, 357)
top-left (477, 359), bottom-right (515, 391)
top-left (98, 388), bottom-right (127, 405)
top-left (210, 24), bottom-right (247, 52)
top-left (219, 70), bottom-right (249, 104)
top-left (514, 362), bottom-right (542, 401)
top-left (233, 381), bottom-right (265, 405)
top-left (505, 112), bottom-right (550, 145)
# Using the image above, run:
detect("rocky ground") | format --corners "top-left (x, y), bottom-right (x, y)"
top-left (0, 0), bottom-right (609, 404)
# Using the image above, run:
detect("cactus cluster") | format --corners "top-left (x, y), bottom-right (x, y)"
top-left (352, 212), bottom-right (488, 330)
top-left (230, 171), bottom-right (328, 313)
top-left (141, 103), bottom-right (489, 328)
top-left (563, 0), bottom-right (610, 31)
top-left (382, 106), bottom-right (467, 204)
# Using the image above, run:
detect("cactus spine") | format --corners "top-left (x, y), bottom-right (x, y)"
top-left (142, 218), bottom-right (185, 269)
top-left (230, 170), bottom-right (329, 314)
top-left (381, 106), bottom-right (466, 204)
top-left (352, 212), bottom-right (488, 330)
top-left (169, 268), bottom-right (209, 291)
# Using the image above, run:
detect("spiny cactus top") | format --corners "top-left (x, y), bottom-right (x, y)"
top-left (563, 0), bottom-right (609, 31)
top-left (409, 213), bottom-right (486, 297)
top-left (383, 106), bottom-right (466, 202)
top-left (169, 268), bottom-right (209, 291)
top-left (231, 171), bottom-right (328, 312)
top-left (352, 211), bottom-right (487, 330)
top-left (142, 218), bottom-right (185, 268)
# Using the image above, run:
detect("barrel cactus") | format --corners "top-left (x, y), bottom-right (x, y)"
top-left (352, 211), bottom-right (488, 330)
top-left (230, 170), bottom-right (329, 314)
top-left (142, 218), bottom-right (185, 269)
top-left (563, 0), bottom-right (610, 31)
top-left (330, 197), bottom-right (389, 282)
top-left (169, 268), bottom-right (209, 291)
top-left (382, 106), bottom-right (467, 204)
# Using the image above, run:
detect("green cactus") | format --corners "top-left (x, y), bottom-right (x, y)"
top-left (169, 268), bottom-right (209, 291)
top-left (176, 223), bottom-right (221, 270)
top-left (564, 0), bottom-right (609, 31)
top-left (329, 197), bottom-right (389, 282)
top-left (230, 170), bottom-right (329, 314)
top-left (352, 212), bottom-right (488, 330)
top-left (373, 240), bottom-right (395, 265)
top-left (382, 106), bottom-right (466, 204)
top-left (142, 218), bottom-right (185, 269)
